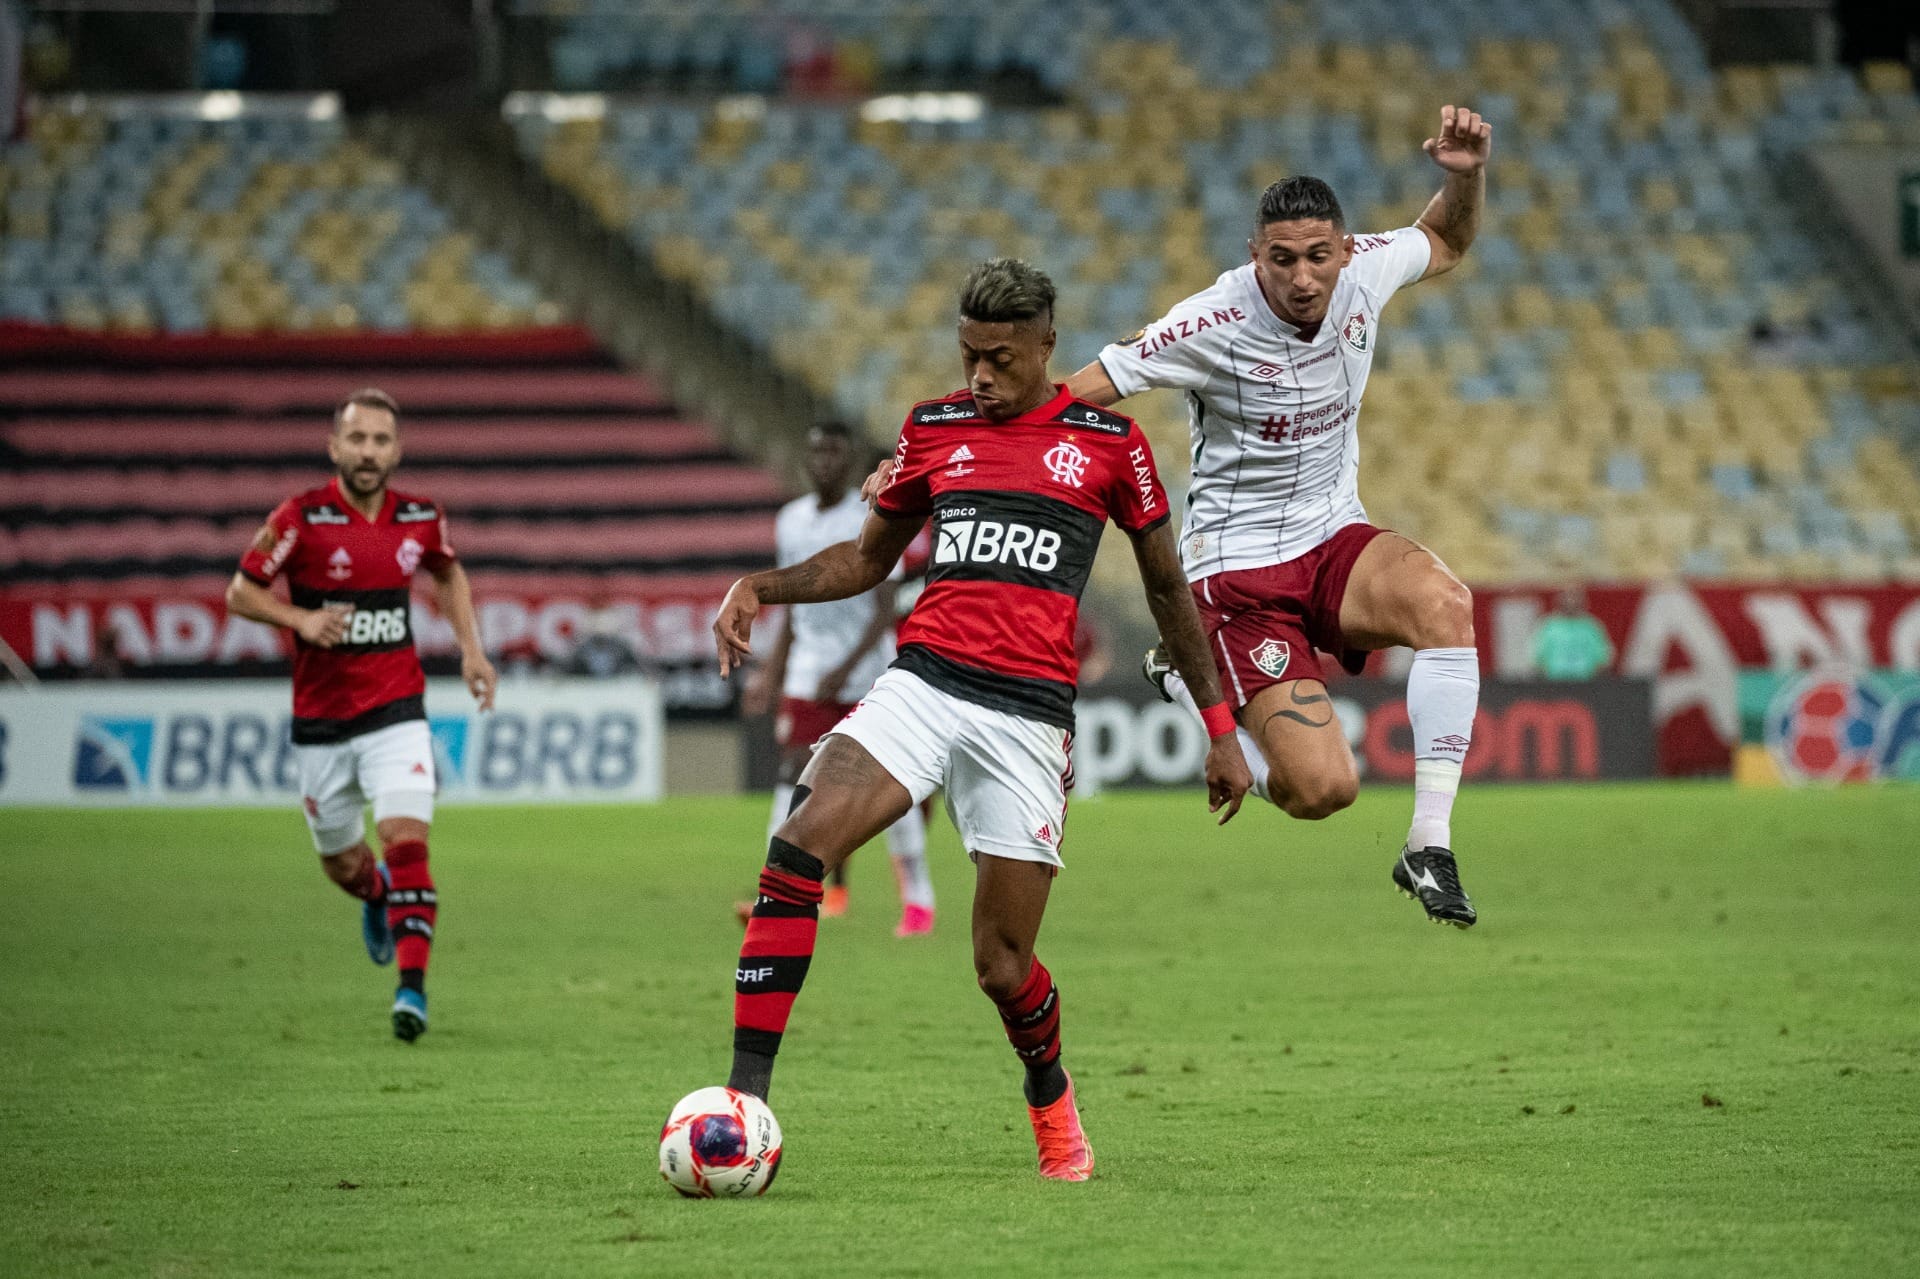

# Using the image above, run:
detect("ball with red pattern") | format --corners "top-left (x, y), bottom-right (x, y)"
top-left (1768, 673), bottom-right (1884, 783)
top-left (659, 1086), bottom-right (783, 1198)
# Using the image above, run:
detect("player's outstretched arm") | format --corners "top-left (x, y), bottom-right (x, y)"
top-left (1064, 360), bottom-right (1122, 408)
top-left (714, 511), bottom-right (924, 677)
top-left (1414, 104), bottom-right (1492, 280)
top-left (1127, 522), bottom-right (1251, 824)
top-left (428, 559), bottom-right (497, 710)
top-left (224, 572), bottom-right (348, 648)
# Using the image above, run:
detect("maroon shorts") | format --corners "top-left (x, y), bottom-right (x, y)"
top-left (1190, 522), bottom-right (1386, 708)
top-left (775, 696), bottom-right (858, 751)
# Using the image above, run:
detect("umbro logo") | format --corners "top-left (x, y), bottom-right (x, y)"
top-left (1432, 734), bottom-right (1470, 753)
top-left (946, 445), bottom-right (974, 464)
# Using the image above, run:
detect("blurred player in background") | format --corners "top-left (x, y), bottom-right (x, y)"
top-left (224, 388), bottom-right (495, 1041)
top-left (714, 259), bottom-right (1249, 1181)
top-left (861, 106), bottom-right (1494, 928)
top-left (742, 421), bottom-right (936, 937)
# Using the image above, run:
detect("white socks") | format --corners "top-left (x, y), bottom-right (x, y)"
top-left (1406, 647), bottom-right (1479, 851)
top-left (885, 803), bottom-right (935, 910)
top-left (766, 782), bottom-right (795, 844)
top-left (1165, 669), bottom-right (1269, 802)
top-left (777, 781), bottom-right (935, 909)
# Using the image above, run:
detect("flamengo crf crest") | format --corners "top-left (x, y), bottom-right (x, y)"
top-left (1250, 637), bottom-right (1290, 679)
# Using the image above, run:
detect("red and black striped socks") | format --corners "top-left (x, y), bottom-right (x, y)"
top-left (729, 837), bottom-right (825, 1099)
top-left (383, 839), bottom-right (436, 986)
top-left (998, 957), bottom-right (1067, 1106)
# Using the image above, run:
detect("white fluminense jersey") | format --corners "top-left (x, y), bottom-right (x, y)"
top-left (775, 489), bottom-right (898, 700)
top-left (1096, 226), bottom-right (1431, 579)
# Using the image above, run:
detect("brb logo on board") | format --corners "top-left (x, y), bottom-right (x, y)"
top-left (73, 716), bottom-right (156, 790)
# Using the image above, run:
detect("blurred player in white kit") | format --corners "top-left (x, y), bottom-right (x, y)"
top-left (745, 421), bottom-right (936, 936)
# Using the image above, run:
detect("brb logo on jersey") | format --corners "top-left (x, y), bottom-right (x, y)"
top-left (343, 607), bottom-right (409, 646)
top-left (1044, 440), bottom-right (1088, 488)
top-left (935, 515), bottom-right (1062, 573)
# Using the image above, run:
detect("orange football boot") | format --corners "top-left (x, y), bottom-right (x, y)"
top-left (1027, 1072), bottom-right (1094, 1181)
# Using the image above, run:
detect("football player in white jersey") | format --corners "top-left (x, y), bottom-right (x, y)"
top-left (1094, 106), bottom-right (1492, 926)
top-left (744, 421), bottom-right (937, 936)
top-left (862, 105), bottom-right (1493, 926)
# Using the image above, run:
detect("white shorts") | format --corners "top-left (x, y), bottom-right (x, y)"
top-left (827, 668), bottom-right (1073, 867)
top-left (294, 719), bottom-right (436, 855)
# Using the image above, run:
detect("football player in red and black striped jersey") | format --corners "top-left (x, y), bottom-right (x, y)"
top-left (225, 388), bottom-right (494, 1042)
top-left (709, 260), bottom-right (1250, 1181)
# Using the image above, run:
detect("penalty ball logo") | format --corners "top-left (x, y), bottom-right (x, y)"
top-left (1763, 669), bottom-right (1920, 784)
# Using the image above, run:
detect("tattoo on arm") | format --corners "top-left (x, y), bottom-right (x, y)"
top-left (1263, 683), bottom-right (1333, 730)
top-left (753, 543), bottom-right (879, 606)
top-left (1418, 169), bottom-right (1483, 258)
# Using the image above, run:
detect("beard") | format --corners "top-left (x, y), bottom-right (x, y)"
top-left (339, 463), bottom-right (390, 495)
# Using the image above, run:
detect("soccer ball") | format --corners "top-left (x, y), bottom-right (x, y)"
top-left (658, 1087), bottom-right (783, 1198)
top-left (1766, 670), bottom-right (1885, 783)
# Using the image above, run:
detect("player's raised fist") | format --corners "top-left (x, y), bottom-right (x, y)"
top-left (712, 578), bottom-right (761, 677)
top-left (1422, 104), bottom-right (1492, 173)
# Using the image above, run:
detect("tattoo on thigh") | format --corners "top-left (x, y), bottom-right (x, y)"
top-left (805, 734), bottom-right (880, 789)
top-left (1264, 684), bottom-right (1333, 730)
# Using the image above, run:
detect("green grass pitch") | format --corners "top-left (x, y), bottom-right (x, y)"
top-left (3, 784), bottom-right (1916, 1277)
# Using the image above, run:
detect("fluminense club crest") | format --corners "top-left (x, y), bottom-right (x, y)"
top-left (1249, 637), bottom-right (1290, 679)
top-left (1341, 309), bottom-right (1371, 353)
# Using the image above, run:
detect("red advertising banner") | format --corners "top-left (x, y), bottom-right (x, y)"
top-left (1473, 584), bottom-right (1920, 773)
top-left (8, 579), bottom-right (1918, 771)
top-left (0, 580), bottom-right (733, 669)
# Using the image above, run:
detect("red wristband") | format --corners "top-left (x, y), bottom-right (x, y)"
top-left (1199, 702), bottom-right (1236, 738)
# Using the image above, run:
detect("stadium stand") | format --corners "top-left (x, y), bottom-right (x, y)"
top-left (0, 101), bottom-right (556, 334)
top-left (0, 100), bottom-right (784, 689)
top-left (511, 0), bottom-right (1920, 588)
top-left (0, 346), bottom-right (778, 584)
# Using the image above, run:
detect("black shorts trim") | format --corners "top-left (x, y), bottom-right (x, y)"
top-left (892, 645), bottom-right (1075, 731)
top-left (291, 694), bottom-right (427, 746)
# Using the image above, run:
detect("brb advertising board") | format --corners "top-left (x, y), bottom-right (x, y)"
top-left (0, 678), bottom-right (663, 807)
top-left (1072, 677), bottom-right (1655, 795)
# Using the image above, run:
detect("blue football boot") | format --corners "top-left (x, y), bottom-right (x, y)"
top-left (391, 986), bottom-right (427, 1043)
top-left (363, 864), bottom-right (394, 965)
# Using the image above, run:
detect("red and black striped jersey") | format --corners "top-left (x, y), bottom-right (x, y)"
top-left (872, 384), bottom-right (1169, 728)
top-left (237, 477), bottom-right (456, 745)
